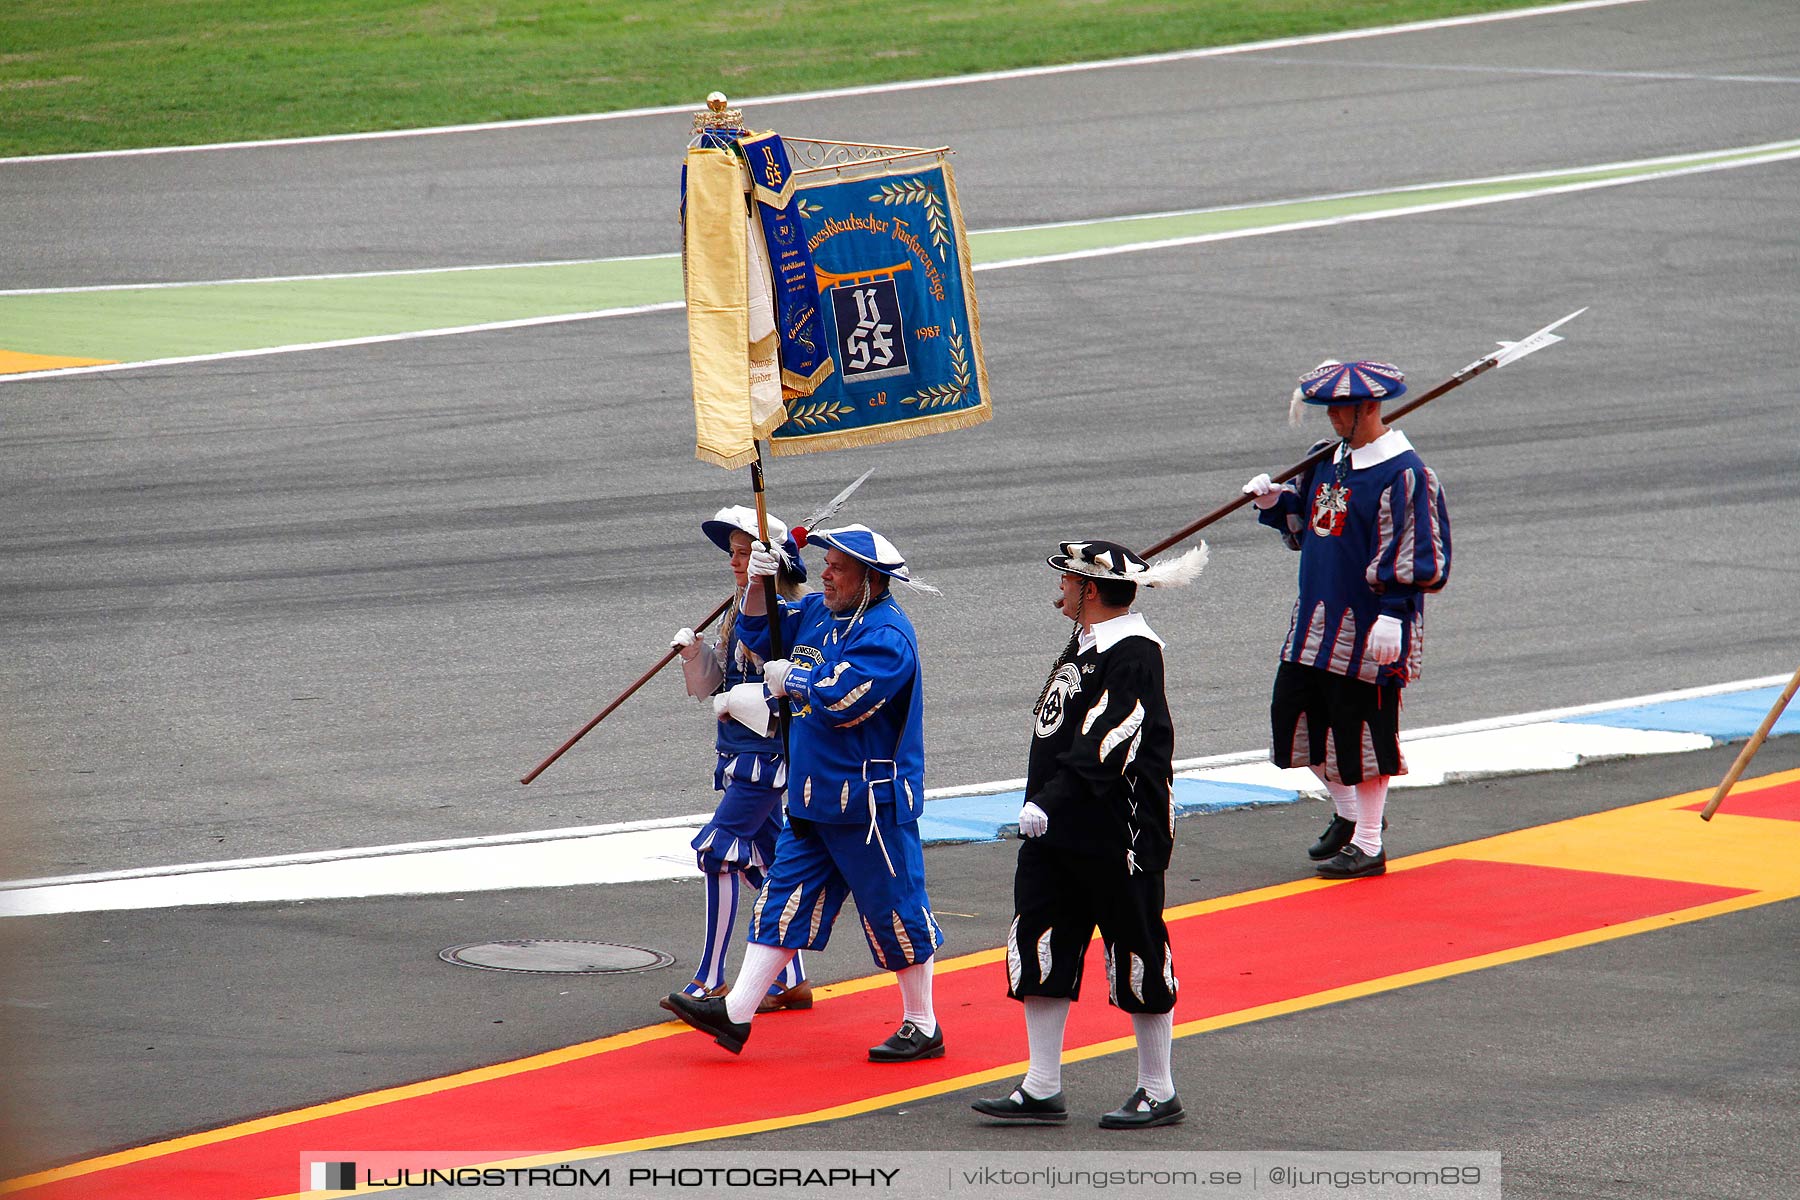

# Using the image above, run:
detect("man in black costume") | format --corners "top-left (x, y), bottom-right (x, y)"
top-left (973, 539), bottom-right (1205, 1130)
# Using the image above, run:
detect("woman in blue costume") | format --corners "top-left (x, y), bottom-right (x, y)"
top-left (661, 506), bottom-right (811, 1011)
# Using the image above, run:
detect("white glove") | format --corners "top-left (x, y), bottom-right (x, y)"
top-left (1242, 473), bottom-right (1282, 510)
top-left (746, 540), bottom-right (780, 580)
top-left (711, 692), bottom-right (732, 721)
top-left (1367, 615), bottom-right (1403, 665)
top-left (670, 627), bottom-right (703, 661)
top-left (1018, 801), bottom-right (1049, 838)
top-left (761, 657), bottom-right (792, 695)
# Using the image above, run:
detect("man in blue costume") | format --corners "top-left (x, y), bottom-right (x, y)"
top-left (662, 523), bottom-right (946, 1062)
top-left (1242, 360), bottom-right (1452, 878)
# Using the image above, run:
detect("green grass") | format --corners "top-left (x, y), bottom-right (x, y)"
top-left (1, 0), bottom-right (1550, 157)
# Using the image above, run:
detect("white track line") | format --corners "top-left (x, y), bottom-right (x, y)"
top-left (1242, 55), bottom-right (1800, 86)
top-left (972, 142), bottom-right (1800, 272)
top-left (10, 138), bottom-right (1799, 384)
top-left (12, 137), bottom-right (1795, 298)
top-left (0, 673), bottom-right (1783, 915)
top-left (0, 303), bottom-right (684, 382)
top-left (0, 0), bottom-right (1647, 166)
top-left (0, 253), bottom-right (675, 297)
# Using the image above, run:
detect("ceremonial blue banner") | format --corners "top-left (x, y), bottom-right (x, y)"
top-left (738, 133), bottom-right (834, 397)
top-left (769, 157), bottom-right (991, 456)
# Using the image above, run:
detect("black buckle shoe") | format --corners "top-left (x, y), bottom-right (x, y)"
top-left (1307, 814), bottom-right (1356, 860)
top-left (868, 1020), bottom-right (944, 1062)
top-left (1099, 1087), bottom-right (1185, 1129)
top-left (662, 991), bottom-right (751, 1054)
top-left (972, 1087), bottom-right (1068, 1123)
top-left (661, 980), bottom-right (729, 1006)
top-left (1316, 845), bottom-right (1387, 878)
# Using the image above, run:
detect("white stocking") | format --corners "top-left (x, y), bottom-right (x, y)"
top-left (1131, 1011), bottom-right (1177, 1102)
top-left (1021, 996), bottom-right (1071, 1099)
top-left (725, 943), bottom-right (795, 1025)
top-left (1351, 776), bottom-right (1389, 855)
top-left (1312, 766), bottom-right (1358, 820)
top-left (895, 958), bottom-right (937, 1036)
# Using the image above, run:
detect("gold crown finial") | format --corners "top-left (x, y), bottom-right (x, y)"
top-left (694, 91), bottom-right (743, 132)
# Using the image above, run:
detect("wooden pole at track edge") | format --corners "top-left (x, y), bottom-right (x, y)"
top-left (1699, 663), bottom-right (1800, 821)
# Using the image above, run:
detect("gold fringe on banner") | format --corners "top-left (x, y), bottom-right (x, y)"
top-left (767, 403), bottom-right (992, 456)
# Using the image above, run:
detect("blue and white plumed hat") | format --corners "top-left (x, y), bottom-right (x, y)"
top-left (1288, 359), bottom-right (1406, 427)
top-left (701, 505), bottom-right (806, 580)
top-left (807, 523), bottom-right (940, 595)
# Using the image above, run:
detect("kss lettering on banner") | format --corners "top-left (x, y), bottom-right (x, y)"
top-left (831, 279), bottom-right (908, 382)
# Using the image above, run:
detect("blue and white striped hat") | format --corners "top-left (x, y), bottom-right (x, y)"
top-left (1289, 359), bottom-right (1406, 426)
top-left (1296, 359), bottom-right (1407, 405)
top-left (808, 523), bottom-right (940, 594)
top-left (807, 524), bottom-right (906, 578)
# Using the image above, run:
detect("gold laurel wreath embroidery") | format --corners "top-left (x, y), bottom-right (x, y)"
top-left (796, 199), bottom-right (823, 219)
top-left (784, 399), bottom-right (855, 428)
top-left (900, 319), bottom-right (971, 410)
top-left (869, 179), bottom-right (950, 257)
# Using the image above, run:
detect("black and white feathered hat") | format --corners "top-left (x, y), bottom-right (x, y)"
top-left (1046, 539), bottom-right (1208, 588)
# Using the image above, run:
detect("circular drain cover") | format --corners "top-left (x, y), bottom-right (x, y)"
top-left (439, 940), bottom-right (675, 975)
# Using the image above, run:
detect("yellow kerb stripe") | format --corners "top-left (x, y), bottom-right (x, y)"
top-left (0, 350), bottom-right (116, 375)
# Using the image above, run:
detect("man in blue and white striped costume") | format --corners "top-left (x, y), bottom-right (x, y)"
top-left (1243, 359), bottom-right (1452, 878)
top-left (662, 524), bottom-right (946, 1062)
top-left (659, 505), bottom-right (809, 1013)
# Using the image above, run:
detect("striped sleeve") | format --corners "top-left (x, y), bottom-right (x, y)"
top-left (1366, 465), bottom-right (1451, 610)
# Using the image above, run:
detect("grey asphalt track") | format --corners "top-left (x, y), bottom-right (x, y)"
top-left (2, 0), bottom-right (1798, 1193)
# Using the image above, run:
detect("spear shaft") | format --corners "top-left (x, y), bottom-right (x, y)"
top-left (1144, 359), bottom-right (1484, 556)
top-left (518, 465), bottom-right (870, 783)
top-left (1143, 309), bottom-right (1586, 558)
top-left (519, 596), bottom-right (732, 785)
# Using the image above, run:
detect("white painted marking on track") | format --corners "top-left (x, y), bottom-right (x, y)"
top-left (0, 674), bottom-right (1784, 917)
top-left (0, 303), bottom-right (684, 381)
top-left (971, 143), bottom-right (1800, 273)
top-left (1240, 56), bottom-right (1800, 86)
top-left (6, 138), bottom-right (1797, 384)
top-left (0, 253), bottom-right (675, 297)
top-left (15, 138), bottom-right (1793, 297)
top-left (0, 0), bottom-right (1648, 165)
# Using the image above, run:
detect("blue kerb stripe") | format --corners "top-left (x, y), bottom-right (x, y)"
top-left (917, 777), bottom-right (1300, 845)
top-left (1561, 686), bottom-right (1800, 741)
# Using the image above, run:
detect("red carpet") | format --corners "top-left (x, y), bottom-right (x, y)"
top-left (11, 857), bottom-right (1747, 1199)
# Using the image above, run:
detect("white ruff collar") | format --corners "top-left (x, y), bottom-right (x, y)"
top-left (1079, 611), bottom-right (1165, 654)
top-left (1334, 428), bottom-right (1413, 470)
